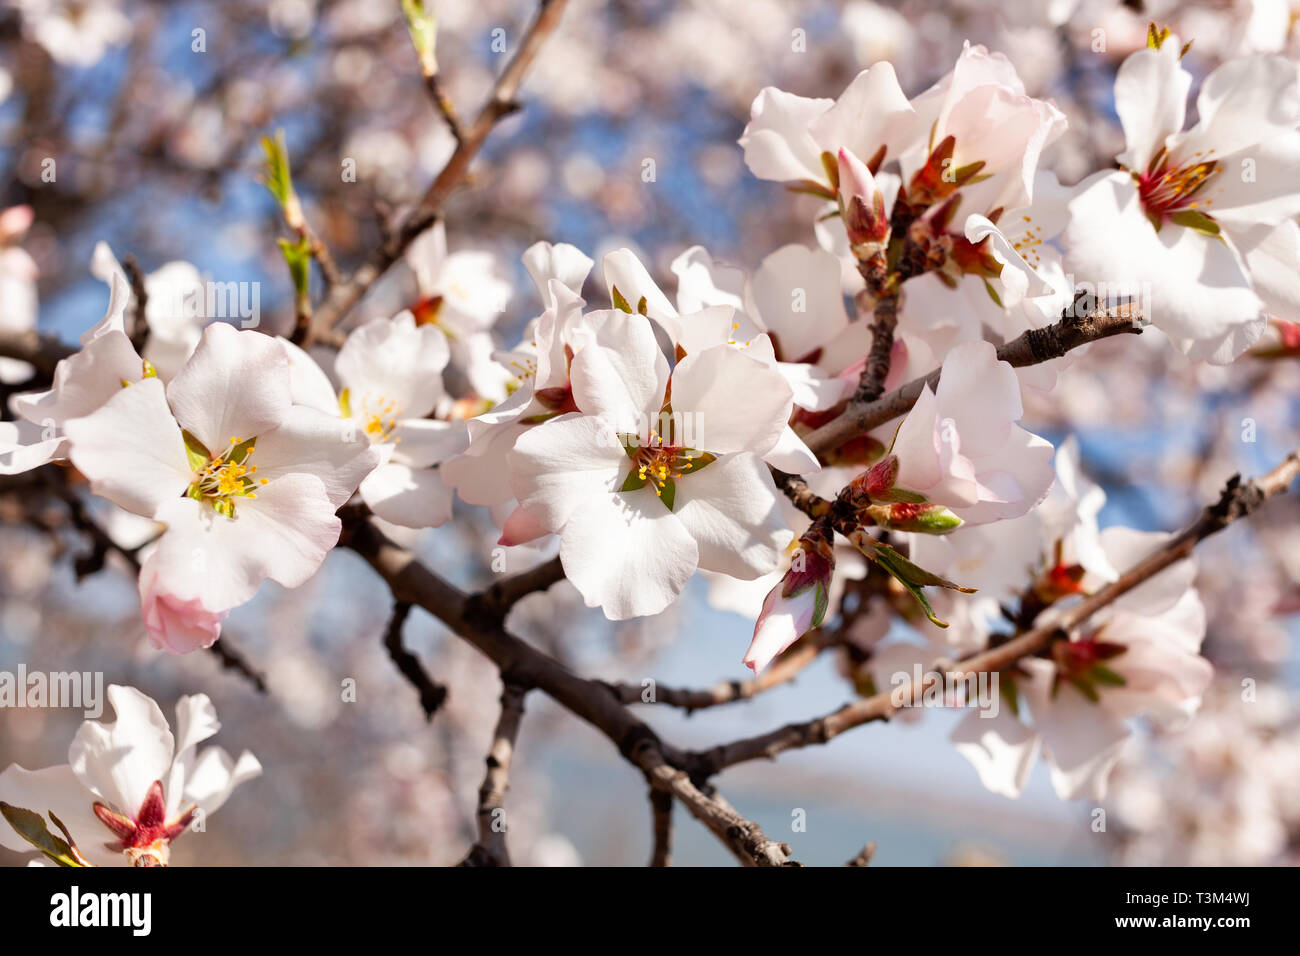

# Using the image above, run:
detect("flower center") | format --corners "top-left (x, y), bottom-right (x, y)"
top-left (617, 430), bottom-right (716, 511)
top-left (184, 432), bottom-right (267, 518)
top-left (1135, 148), bottom-right (1219, 223)
top-left (340, 389), bottom-right (402, 446)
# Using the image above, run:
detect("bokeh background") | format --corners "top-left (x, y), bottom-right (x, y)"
top-left (1, 0), bottom-right (1299, 865)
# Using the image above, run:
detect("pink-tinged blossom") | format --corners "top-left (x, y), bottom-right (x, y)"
top-left (62, 323), bottom-right (380, 651)
top-left (743, 520), bottom-right (835, 673)
top-left (0, 685), bottom-right (259, 866)
top-left (885, 340), bottom-right (1055, 524)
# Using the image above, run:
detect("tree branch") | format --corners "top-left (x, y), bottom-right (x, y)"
top-left (688, 452), bottom-right (1299, 775)
top-left (649, 788), bottom-right (673, 866)
top-left (343, 517), bottom-right (796, 865)
top-left (803, 300), bottom-right (1145, 457)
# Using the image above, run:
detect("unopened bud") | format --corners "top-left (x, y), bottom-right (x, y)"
top-left (837, 148), bottom-right (889, 253)
top-left (862, 501), bottom-right (962, 534)
top-left (742, 519), bottom-right (835, 673)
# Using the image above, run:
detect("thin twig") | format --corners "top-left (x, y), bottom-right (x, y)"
top-left (308, 0), bottom-right (570, 340)
top-left (382, 600), bottom-right (447, 719)
top-left (460, 683), bottom-right (527, 866)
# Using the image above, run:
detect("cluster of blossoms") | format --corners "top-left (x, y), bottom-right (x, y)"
top-left (2, 20), bottom-right (1297, 846)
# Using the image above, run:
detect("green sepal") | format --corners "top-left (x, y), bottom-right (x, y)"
top-left (875, 486), bottom-right (927, 504)
top-left (620, 468), bottom-right (647, 492)
top-left (809, 580), bottom-right (829, 629)
top-left (1168, 209), bottom-right (1220, 237)
top-left (1067, 673), bottom-right (1100, 703)
top-left (338, 388), bottom-right (352, 419)
top-left (611, 285), bottom-right (633, 313)
top-left (658, 478), bottom-right (676, 511)
top-left (182, 430), bottom-right (211, 473)
top-left (227, 437), bottom-right (256, 465)
top-left (0, 803), bottom-right (88, 867)
top-left (680, 450), bottom-right (717, 475)
top-left (1091, 665), bottom-right (1127, 687)
top-left (786, 179), bottom-right (837, 201)
top-left (999, 674), bottom-right (1020, 718)
top-left (212, 498), bottom-right (236, 519)
top-left (617, 433), bottom-right (642, 461)
top-left (520, 411), bottom-right (563, 426)
top-left (983, 279), bottom-right (1003, 308)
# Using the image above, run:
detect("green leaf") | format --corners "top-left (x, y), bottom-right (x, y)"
top-left (278, 234), bottom-right (313, 297)
top-left (611, 285), bottom-right (633, 313)
top-left (401, 0), bottom-right (439, 75)
top-left (820, 151), bottom-right (839, 191)
top-left (0, 803), bottom-right (88, 867)
top-left (868, 541), bottom-right (976, 628)
top-left (260, 130), bottom-right (298, 218)
top-left (1168, 209), bottom-right (1221, 237)
top-left (182, 429), bottom-right (211, 473)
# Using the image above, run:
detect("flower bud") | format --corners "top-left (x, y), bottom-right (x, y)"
top-left (837, 148), bottom-right (889, 252)
top-left (742, 520), bottom-right (835, 673)
top-left (850, 454), bottom-right (900, 500)
top-left (862, 501), bottom-right (962, 534)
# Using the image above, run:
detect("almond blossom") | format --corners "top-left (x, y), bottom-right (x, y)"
top-left (879, 340), bottom-right (1055, 525)
top-left (443, 240), bottom-right (594, 511)
top-left (91, 241), bottom-right (207, 380)
top-left (404, 221), bottom-right (513, 400)
top-left (952, 528), bottom-right (1210, 801)
top-left (507, 310), bottom-right (793, 619)
top-left (0, 685), bottom-right (259, 866)
top-left (1062, 42), bottom-right (1300, 362)
top-left (3, 272), bottom-right (142, 475)
top-left (0, 204), bottom-right (38, 385)
top-left (62, 322), bottom-right (380, 652)
top-left (287, 312), bottom-right (467, 528)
